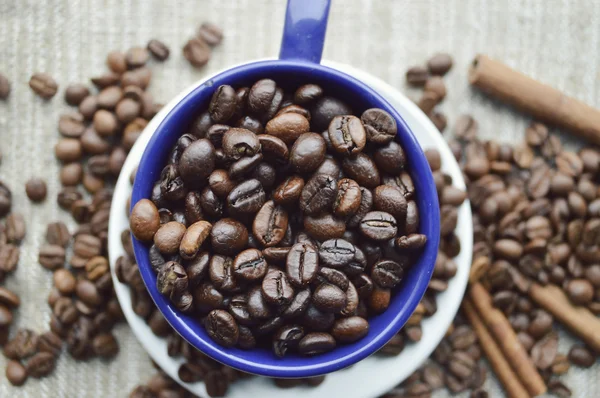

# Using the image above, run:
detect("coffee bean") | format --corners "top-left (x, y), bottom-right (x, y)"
top-left (210, 218), bottom-right (248, 256)
top-left (4, 329), bottom-right (39, 359)
top-left (26, 352), bottom-right (56, 378)
top-left (331, 316), bottom-right (368, 343)
top-left (38, 245), bottom-right (66, 270)
top-left (327, 115), bottom-right (366, 155)
top-left (359, 211), bottom-right (397, 241)
top-left (180, 221), bottom-right (212, 260)
top-left (206, 310), bottom-right (239, 347)
top-left (568, 344), bottom-right (595, 368)
top-left (179, 138), bottom-right (216, 187)
top-left (282, 243), bottom-right (318, 288)
top-left (272, 324), bottom-right (304, 358)
top-left (332, 178), bottom-right (362, 217)
top-left (29, 73), bottom-right (58, 98)
top-left (368, 285), bottom-right (391, 313)
top-left (300, 174), bottom-right (338, 215)
top-left (209, 85), bottom-right (238, 123)
top-left (25, 177), bottom-right (47, 202)
top-left (273, 176), bottom-right (304, 206)
top-left (310, 96), bottom-right (352, 132)
top-left (372, 260), bottom-right (404, 288)
top-left (264, 112), bottom-right (310, 144)
top-left (303, 213), bottom-right (346, 241)
top-left (130, 199), bottom-right (160, 242)
top-left (342, 153), bottom-right (380, 189)
top-left (0, 73), bottom-right (11, 99)
top-left (293, 84), bottom-right (323, 105)
top-left (262, 270), bottom-right (294, 305)
top-left (289, 132), bottom-right (326, 173)
top-left (147, 39), bottom-right (170, 60)
top-left (531, 331), bottom-right (558, 370)
top-left (565, 279), bottom-right (594, 305)
top-left (312, 283), bottom-right (346, 313)
top-left (427, 53), bottom-right (453, 75)
top-left (298, 332), bottom-right (336, 355)
top-left (198, 22), bottom-right (224, 46)
top-left (5, 213), bottom-right (26, 243)
top-left (251, 200), bottom-right (288, 248)
top-left (231, 248), bottom-right (267, 281)
top-left (6, 360), bottom-right (28, 386)
top-left (406, 66), bottom-right (429, 86)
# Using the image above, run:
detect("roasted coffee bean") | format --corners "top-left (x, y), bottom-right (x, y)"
top-left (318, 239), bottom-right (355, 268)
top-left (262, 270), bottom-right (294, 305)
top-left (565, 279), bottom-right (594, 305)
top-left (205, 310), bottom-right (239, 347)
top-left (372, 260), bottom-right (404, 288)
top-left (154, 222), bottom-right (186, 255)
top-left (311, 96), bottom-right (352, 132)
top-left (29, 73), bottom-right (58, 98)
top-left (286, 243), bottom-right (319, 287)
top-left (227, 179), bottom-right (266, 215)
top-left (130, 199), bottom-right (160, 242)
top-left (298, 332), bottom-right (336, 355)
top-left (210, 218), bottom-right (248, 256)
top-left (405, 65), bottom-right (429, 86)
top-left (331, 316), bottom-right (369, 343)
top-left (183, 37), bottom-right (211, 67)
top-left (4, 329), bottom-right (39, 359)
top-left (0, 73), bottom-right (11, 99)
top-left (359, 211), bottom-right (397, 241)
top-left (232, 248), bottom-right (267, 281)
top-left (287, 132), bottom-right (326, 173)
top-left (360, 108), bottom-right (397, 144)
top-left (179, 138), bottom-right (216, 187)
top-left (342, 153), bottom-right (380, 189)
top-left (271, 178), bottom-right (304, 211)
top-left (209, 85), bottom-right (237, 123)
top-left (38, 245), bottom-right (66, 270)
top-left (264, 111), bottom-right (310, 144)
top-left (5, 213), bottom-right (26, 243)
top-left (374, 140), bottom-right (406, 174)
top-left (0, 287), bottom-right (19, 308)
top-left (327, 115), bottom-right (366, 155)
top-left (313, 283), bottom-right (346, 313)
top-left (252, 200), bottom-right (288, 247)
top-left (180, 221), bottom-right (212, 260)
top-left (294, 84), bottom-right (323, 105)
top-left (531, 332), bottom-right (558, 370)
top-left (159, 164), bottom-right (186, 201)
top-left (6, 360), bottom-right (28, 386)
top-left (197, 22), bottom-right (223, 46)
top-left (303, 213), bottom-right (346, 241)
top-left (331, 178), bottom-right (361, 217)
top-left (26, 352), bottom-right (56, 378)
top-left (373, 185), bottom-right (407, 220)
top-left (568, 344), bottom-right (595, 368)
top-left (273, 324), bottom-right (305, 358)
top-left (208, 255), bottom-right (237, 292)
top-left (24, 177), bottom-right (47, 202)
top-left (427, 53), bottom-right (453, 75)
top-left (147, 39), bottom-right (170, 60)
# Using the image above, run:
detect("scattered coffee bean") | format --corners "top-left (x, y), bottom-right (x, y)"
top-left (25, 177), bottom-right (47, 202)
top-left (29, 73), bottom-right (58, 99)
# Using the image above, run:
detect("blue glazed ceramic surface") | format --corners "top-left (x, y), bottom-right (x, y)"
top-left (131, 0), bottom-right (440, 378)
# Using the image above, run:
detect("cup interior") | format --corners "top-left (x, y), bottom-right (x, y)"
top-left (131, 59), bottom-right (440, 378)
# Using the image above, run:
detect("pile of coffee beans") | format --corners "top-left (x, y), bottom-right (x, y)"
top-left (183, 22), bottom-right (224, 68)
top-left (129, 77), bottom-right (429, 357)
top-left (0, 23), bottom-right (222, 386)
top-left (406, 52), bottom-right (452, 133)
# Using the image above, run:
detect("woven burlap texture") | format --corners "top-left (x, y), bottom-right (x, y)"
top-left (0, 0), bottom-right (598, 396)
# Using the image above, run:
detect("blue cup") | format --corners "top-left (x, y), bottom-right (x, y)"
top-left (131, 0), bottom-right (440, 378)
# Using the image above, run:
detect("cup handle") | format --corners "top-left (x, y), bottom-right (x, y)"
top-left (279, 0), bottom-right (331, 64)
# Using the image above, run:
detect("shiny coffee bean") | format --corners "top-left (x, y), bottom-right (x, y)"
top-left (361, 108), bottom-right (397, 144)
top-left (179, 139), bottom-right (216, 188)
top-left (331, 316), bottom-right (369, 343)
top-left (233, 248), bottom-right (267, 281)
top-left (298, 332), bottom-right (336, 355)
top-left (318, 239), bottom-right (356, 268)
top-left (300, 174), bottom-right (338, 215)
top-left (359, 211), bottom-right (397, 241)
top-left (286, 243), bottom-right (319, 287)
top-left (227, 179), bottom-right (266, 215)
top-left (273, 324), bottom-right (305, 358)
top-left (289, 133), bottom-right (326, 173)
top-left (252, 200), bottom-right (289, 247)
top-left (342, 153), bottom-right (380, 189)
top-left (333, 178), bottom-right (362, 217)
top-left (374, 141), bottom-right (406, 174)
top-left (273, 176), bottom-right (304, 206)
top-left (257, 134), bottom-right (289, 165)
top-left (313, 283), bottom-right (346, 313)
top-left (373, 185), bottom-right (407, 220)
top-left (222, 128), bottom-right (260, 160)
top-left (318, 267), bottom-right (349, 290)
top-left (205, 309), bottom-right (239, 348)
top-left (328, 115), bottom-right (366, 155)
top-left (262, 270), bottom-right (294, 305)
top-left (209, 255), bottom-right (238, 292)
top-left (247, 285), bottom-right (273, 320)
top-left (371, 260), bottom-right (404, 288)
top-left (209, 85), bottom-right (237, 123)
top-left (303, 213), bottom-right (346, 241)
top-left (310, 96), bottom-right (352, 132)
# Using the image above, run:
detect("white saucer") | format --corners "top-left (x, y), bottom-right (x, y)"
top-left (108, 60), bottom-right (473, 398)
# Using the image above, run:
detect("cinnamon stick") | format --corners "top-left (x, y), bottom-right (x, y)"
top-left (462, 299), bottom-right (529, 398)
top-left (528, 283), bottom-right (600, 353)
top-left (469, 283), bottom-right (547, 396)
top-left (469, 54), bottom-right (600, 145)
